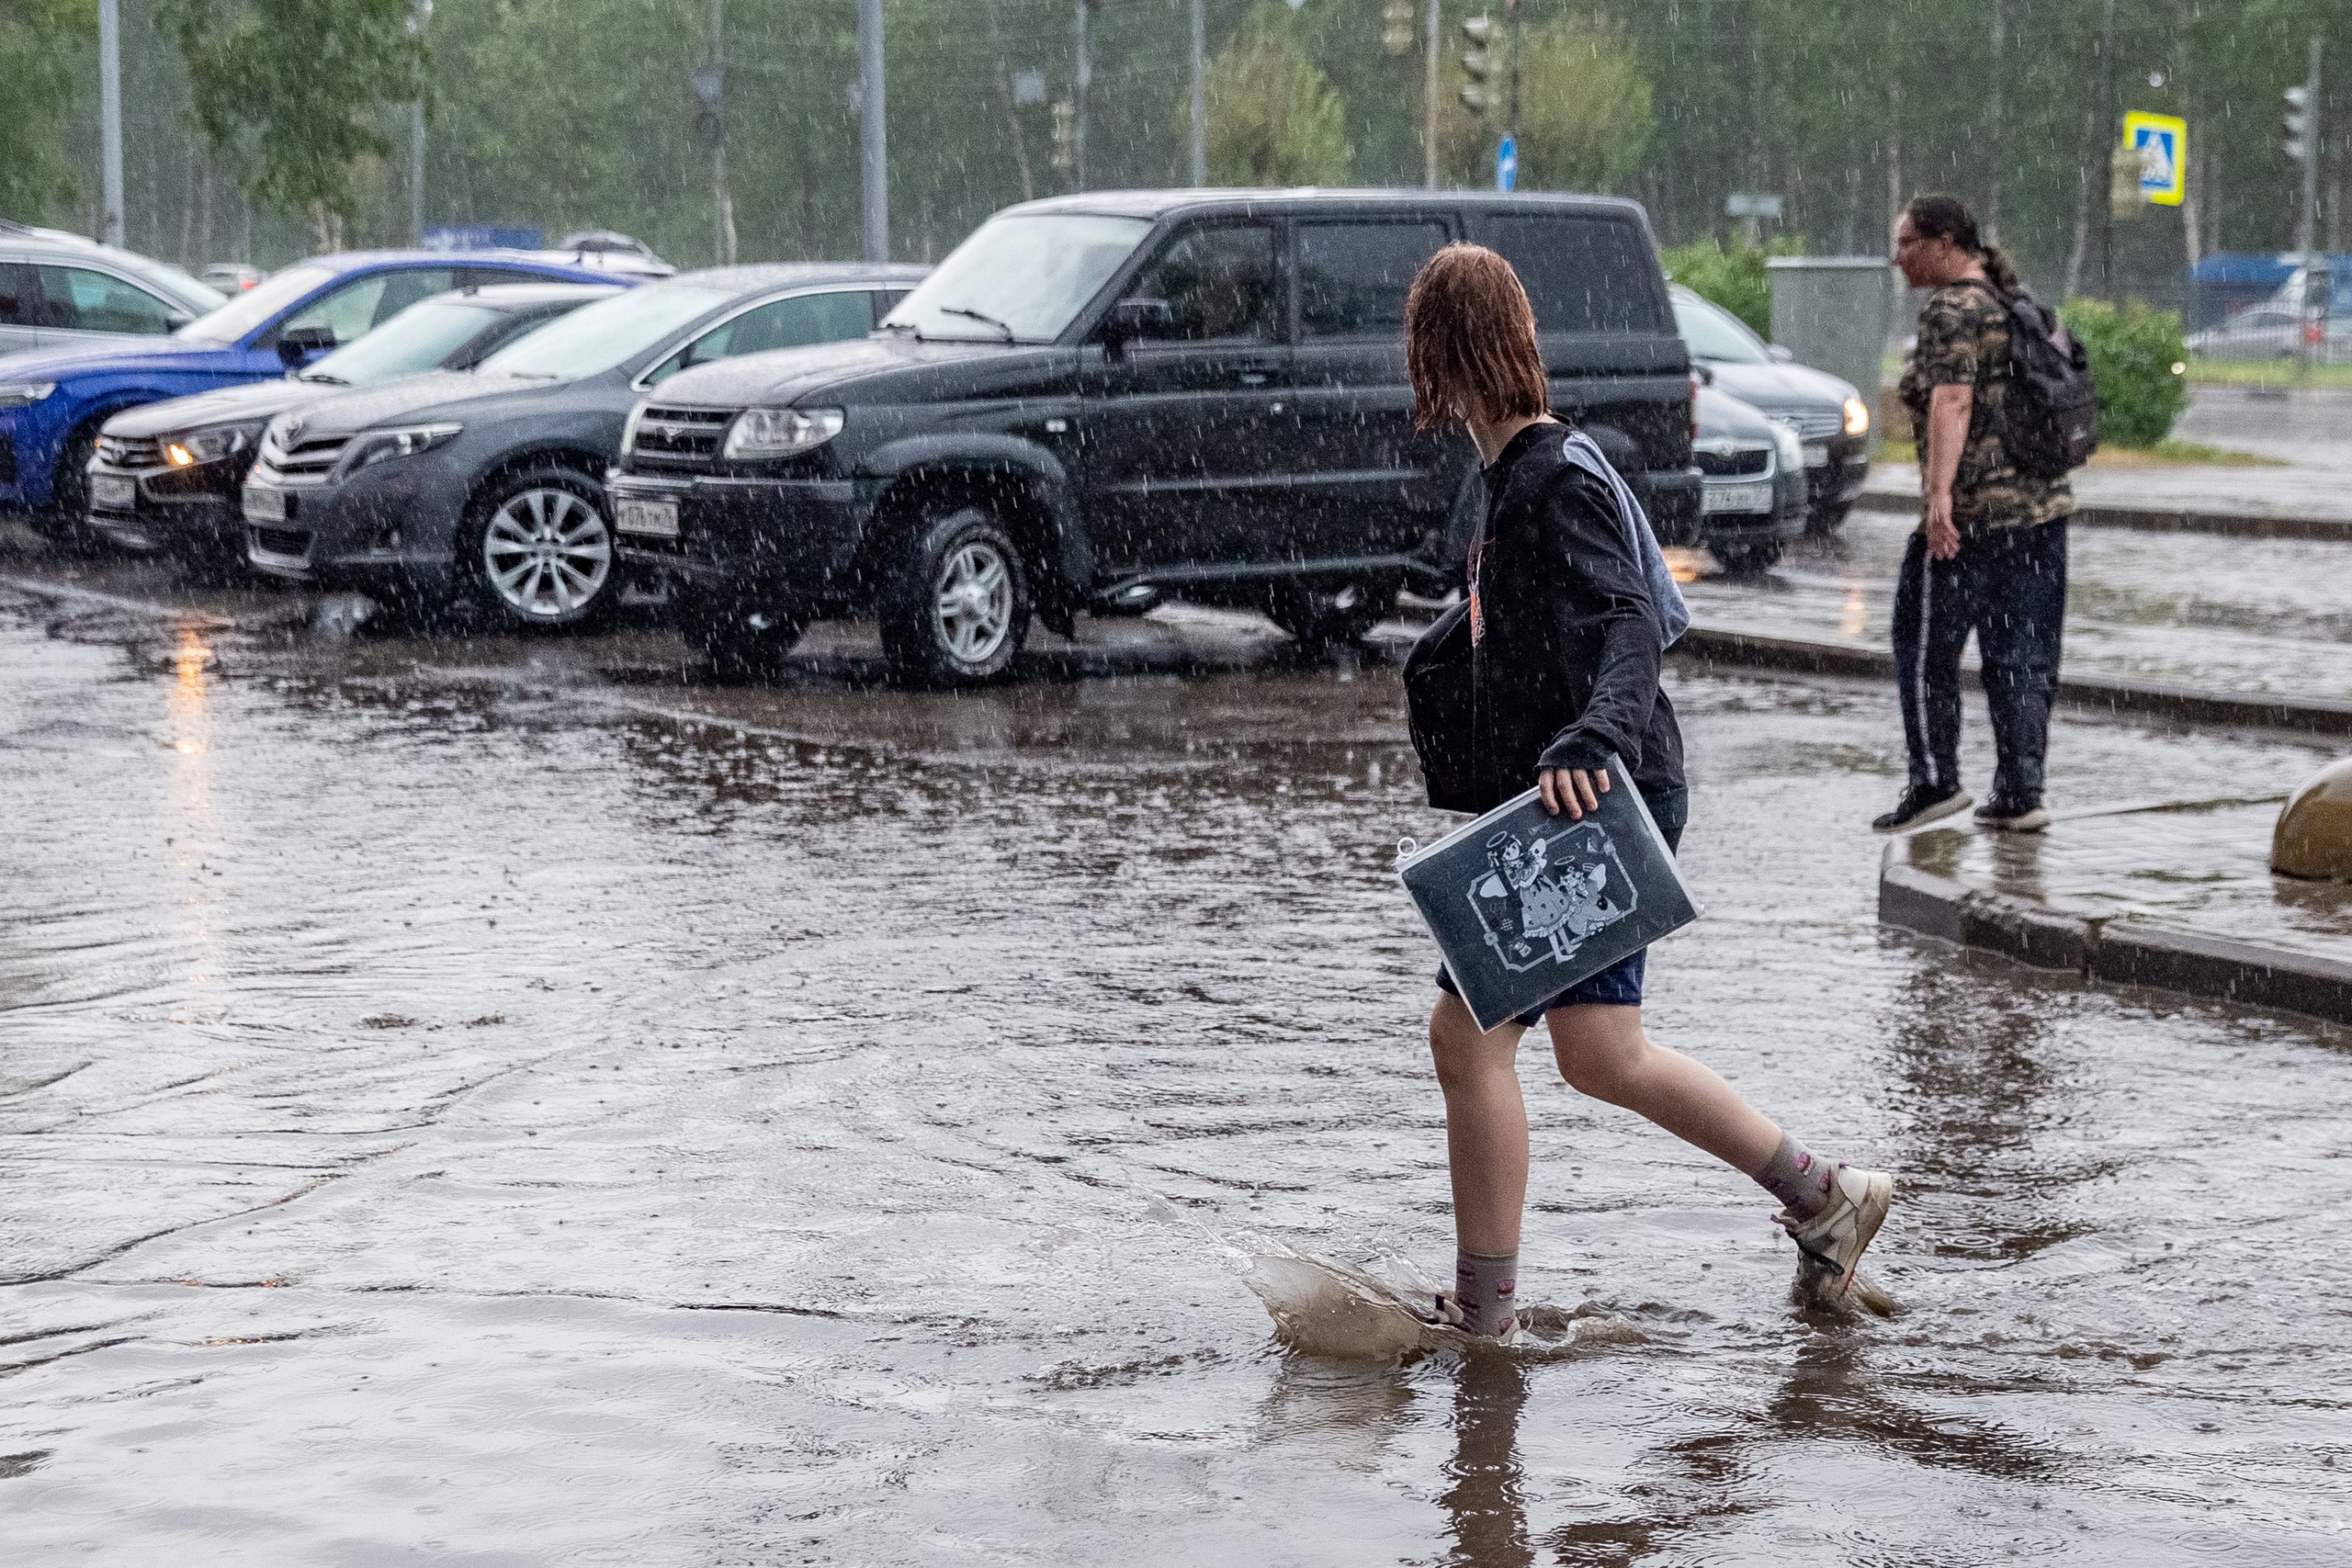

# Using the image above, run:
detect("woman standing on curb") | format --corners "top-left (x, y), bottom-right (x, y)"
top-left (1400, 243), bottom-right (1894, 1340)
top-left (1875, 194), bottom-right (2073, 835)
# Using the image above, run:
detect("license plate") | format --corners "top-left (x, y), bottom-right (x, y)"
top-left (1803, 443), bottom-right (1829, 468)
top-left (91, 473), bottom-right (136, 511)
top-left (615, 496), bottom-right (680, 538)
top-left (1702, 479), bottom-right (1774, 514)
top-left (244, 483), bottom-right (289, 523)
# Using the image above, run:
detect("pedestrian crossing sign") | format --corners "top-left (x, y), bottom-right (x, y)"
top-left (2124, 111), bottom-right (2188, 207)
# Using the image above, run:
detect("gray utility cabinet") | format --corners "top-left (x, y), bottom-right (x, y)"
top-left (1767, 256), bottom-right (1894, 447)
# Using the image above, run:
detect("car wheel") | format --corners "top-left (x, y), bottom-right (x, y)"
top-left (462, 468), bottom-right (616, 629)
top-left (679, 592), bottom-right (805, 682)
top-left (877, 503), bottom-right (1030, 687)
top-left (1266, 574), bottom-right (1401, 647)
top-left (34, 419), bottom-right (106, 554)
top-left (1713, 540), bottom-right (1781, 576)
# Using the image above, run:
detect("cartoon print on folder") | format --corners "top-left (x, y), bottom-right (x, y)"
top-left (1469, 823), bottom-right (1635, 973)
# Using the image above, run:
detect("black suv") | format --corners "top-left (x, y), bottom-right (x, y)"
top-left (609, 190), bottom-right (1696, 684)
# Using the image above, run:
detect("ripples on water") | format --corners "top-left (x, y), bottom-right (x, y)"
top-left (2, 590), bottom-right (2349, 1563)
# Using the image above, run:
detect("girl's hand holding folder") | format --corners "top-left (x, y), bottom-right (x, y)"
top-left (1538, 766), bottom-right (1610, 820)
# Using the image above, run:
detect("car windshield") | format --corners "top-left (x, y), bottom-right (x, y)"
top-left (1673, 293), bottom-right (1770, 364)
top-left (475, 282), bottom-right (731, 379)
top-left (175, 262), bottom-right (339, 343)
top-left (883, 214), bottom-right (1150, 343)
top-left (299, 299), bottom-right (508, 385)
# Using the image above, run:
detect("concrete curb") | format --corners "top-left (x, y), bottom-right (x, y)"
top-left (1671, 626), bottom-right (2352, 738)
top-left (1854, 491), bottom-right (2352, 544)
top-left (1877, 846), bottom-right (2352, 1026)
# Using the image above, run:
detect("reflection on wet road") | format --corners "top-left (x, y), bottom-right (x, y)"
top-left (1679, 510), bottom-right (2352, 701)
top-left (3, 575), bottom-right (2347, 1563)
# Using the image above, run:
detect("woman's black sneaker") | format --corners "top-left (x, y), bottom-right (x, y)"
top-left (1871, 784), bottom-right (1972, 834)
top-left (1973, 798), bottom-right (2052, 832)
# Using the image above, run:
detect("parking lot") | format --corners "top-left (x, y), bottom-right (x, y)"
top-left (5, 548), bottom-right (2347, 1563)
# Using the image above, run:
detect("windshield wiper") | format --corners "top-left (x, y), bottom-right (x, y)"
top-left (937, 306), bottom-right (1015, 343)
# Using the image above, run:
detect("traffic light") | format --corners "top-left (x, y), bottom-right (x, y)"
top-left (1383, 0), bottom-right (1415, 56)
top-left (2283, 85), bottom-right (2313, 164)
top-left (1460, 15), bottom-right (1494, 116)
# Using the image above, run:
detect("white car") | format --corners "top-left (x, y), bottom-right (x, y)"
top-left (2186, 300), bottom-right (2352, 363)
top-left (0, 220), bottom-right (226, 358)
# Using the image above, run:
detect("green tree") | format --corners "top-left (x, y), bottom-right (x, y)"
top-left (1204, 2), bottom-right (1351, 187)
top-left (0, 0), bottom-right (93, 221)
top-left (2060, 298), bottom-right (2191, 446)
top-left (1657, 236), bottom-right (1805, 337)
top-left (1515, 13), bottom-right (1653, 193)
top-left (159, 0), bottom-right (427, 231)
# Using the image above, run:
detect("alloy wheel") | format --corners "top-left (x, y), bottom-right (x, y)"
top-left (933, 538), bottom-right (1013, 664)
top-left (482, 487), bottom-right (612, 620)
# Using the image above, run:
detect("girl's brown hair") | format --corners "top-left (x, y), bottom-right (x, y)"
top-left (1405, 243), bottom-right (1549, 432)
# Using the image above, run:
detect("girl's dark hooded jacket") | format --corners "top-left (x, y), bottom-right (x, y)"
top-left (1405, 422), bottom-right (1685, 813)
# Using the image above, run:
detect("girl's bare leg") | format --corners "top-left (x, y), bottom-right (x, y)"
top-left (1542, 1003), bottom-right (1781, 1174)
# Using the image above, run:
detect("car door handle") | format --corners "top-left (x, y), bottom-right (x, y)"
top-left (1237, 371), bottom-right (1270, 387)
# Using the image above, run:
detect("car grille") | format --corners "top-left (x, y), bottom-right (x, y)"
top-left (97, 433), bottom-right (162, 468)
top-left (630, 406), bottom-right (735, 471)
top-left (254, 433), bottom-right (352, 480)
top-left (250, 525), bottom-right (311, 560)
top-left (1764, 409), bottom-right (1844, 441)
top-left (1692, 447), bottom-right (1770, 478)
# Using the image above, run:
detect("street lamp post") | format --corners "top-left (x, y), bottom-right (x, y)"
top-left (859, 0), bottom-right (888, 262)
top-left (409, 0), bottom-right (433, 246)
top-left (98, 0), bottom-right (123, 247)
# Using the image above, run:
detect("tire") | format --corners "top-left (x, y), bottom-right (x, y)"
top-left (1713, 539), bottom-right (1782, 576)
top-left (31, 419), bottom-right (106, 554)
top-left (876, 502), bottom-right (1030, 687)
top-left (679, 592), bottom-right (805, 682)
top-left (1265, 573), bottom-right (1401, 647)
top-left (460, 467), bottom-right (616, 630)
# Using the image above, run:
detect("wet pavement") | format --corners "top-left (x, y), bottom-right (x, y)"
top-left (1676, 510), bottom-right (2352, 703)
top-left (5, 558), bottom-right (2352, 1564)
top-left (1899, 794), bottom-right (2352, 965)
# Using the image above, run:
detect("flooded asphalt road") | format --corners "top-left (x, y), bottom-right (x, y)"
top-left (4, 568), bottom-right (2350, 1565)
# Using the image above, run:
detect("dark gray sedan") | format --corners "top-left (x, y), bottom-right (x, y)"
top-left (241, 264), bottom-right (926, 628)
top-left (1672, 284), bottom-right (1871, 532)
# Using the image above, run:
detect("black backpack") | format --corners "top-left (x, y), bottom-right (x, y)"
top-left (1958, 278), bottom-right (2098, 479)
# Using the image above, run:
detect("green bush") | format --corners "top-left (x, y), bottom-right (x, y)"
top-left (2059, 298), bottom-right (2191, 448)
top-left (1657, 237), bottom-right (1803, 339)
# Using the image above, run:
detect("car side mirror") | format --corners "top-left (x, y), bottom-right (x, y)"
top-left (276, 325), bottom-right (338, 367)
top-left (166, 309), bottom-right (194, 330)
top-left (1692, 363), bottom-right (1716, 386)
top-left (1102, 298), bottom-right (1173, 356)
top-left (1766, 343), bottom-right (1795, 364)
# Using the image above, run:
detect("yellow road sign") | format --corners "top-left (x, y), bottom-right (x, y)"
top-left (2123, 110), bottom-right (2188, 207)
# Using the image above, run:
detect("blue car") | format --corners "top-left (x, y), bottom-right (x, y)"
top-left (0, 249), bottom-right (628, 536)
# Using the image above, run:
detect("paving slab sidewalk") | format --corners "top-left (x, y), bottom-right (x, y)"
top-left (1880, 798), bottom-right (2352, 1024)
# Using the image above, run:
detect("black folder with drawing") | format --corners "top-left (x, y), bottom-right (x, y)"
top-left (1396, 755), bottom-right (1701, 1032)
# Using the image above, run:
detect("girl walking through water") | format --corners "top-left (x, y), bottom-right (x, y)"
top-left (1400, 244), bottom-right (1894, 1338)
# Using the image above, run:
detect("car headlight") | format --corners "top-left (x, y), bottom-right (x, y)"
top-left (0, 382), bottom-right (57, 410)
top-left (163, 423), bottom-right (257, 468)
top-left (1842, 396), bottom-right (1871, 437)
top-left (343, 423), bottom-right (463, 472)
top-left (723, 406), bottom-right (843, 460)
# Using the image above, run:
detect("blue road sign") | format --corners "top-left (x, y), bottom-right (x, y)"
top-left (1496, 137), bottom-right (1517, 193)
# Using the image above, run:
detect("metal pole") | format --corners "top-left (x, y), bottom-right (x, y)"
top-left (1506, 0), bottom-right (1522, 168)
top-left (1424, 0), bottom-right (1440, 189)
top-left (1074, 0), bottom-right (1095, 191)
top-left (408, 0), bottom-right (431, 246)
top-left (1187, 0), bottom-right (1205, 187)
top-left (713, 0), bottom-right (738, 265)
top-left (411, 102), bottom-right (426, 245)
top-left (2096, 0), bottom-right (2116, 299)
top-left (2298, 36), bottom-right (2323, 263)
top-left (98, 0), bottom-right (123, 247)
top-left (859, 0), bottom-right (888, 262)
